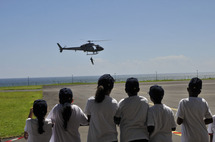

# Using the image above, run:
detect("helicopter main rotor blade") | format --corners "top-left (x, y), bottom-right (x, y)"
top-left (88, 40), bottom-right (110, 42)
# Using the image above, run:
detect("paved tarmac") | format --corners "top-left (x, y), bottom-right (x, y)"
top-left (3, 80), bottom-right (215, 142)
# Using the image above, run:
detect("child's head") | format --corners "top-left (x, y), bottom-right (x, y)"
top-left (125, 77), bottom-right (140, 96)
top-left (95, 74), bottom-right (115, 103)
top-left (59, 88), bottom-right (73, 104)
top-left (59, 88), bottom-right (73, 131)
top-left (149, 85), bottom-right (164, 104)
top-left (97, 74), bottom-right (115, 91)
top-left (187, 77), bottom-right (202, 97)
top-left (33, 99), bottom-right (47, 134)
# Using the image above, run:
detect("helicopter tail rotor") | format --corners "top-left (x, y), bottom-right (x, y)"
top-left (57, 43), bottom-right (63, 53)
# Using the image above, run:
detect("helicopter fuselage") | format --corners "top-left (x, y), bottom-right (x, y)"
top-left (57, 42), bottom-right (104, 55)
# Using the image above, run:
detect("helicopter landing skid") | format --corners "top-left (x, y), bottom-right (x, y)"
top-left (87, 53), bottom-right (98, 55)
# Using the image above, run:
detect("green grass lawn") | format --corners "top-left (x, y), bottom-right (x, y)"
top-left (0, 91), bottom-right (42, 138)
top-left (0, 85), bottom-right (42, 90)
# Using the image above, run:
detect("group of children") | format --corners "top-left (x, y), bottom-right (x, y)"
top-left (24, 74), bottom-right (214, 142)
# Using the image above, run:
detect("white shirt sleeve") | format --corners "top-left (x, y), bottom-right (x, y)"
top-left (77, 106), bottom-right (88, 125)
top-left (176, 100), bottom-right (184, 119)
top-left (24, 118), bottom-right (31, 132)
top-left (170, 110), bottom-right (176, 128)
top-left (85, 99), bottom-right (92, 115)
top-left (47, 104), bottom-right (57, 123)
top-left (204, 100), bottom-right (213, 119)
top-left (208, 123), bottom-right (213, 134)
top-left (114, 99), bottom-right (123, 118)
top-left (147, 108), bottom-right (154, 126)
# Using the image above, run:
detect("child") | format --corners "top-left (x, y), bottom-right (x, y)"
top-left (208, 115), bottom-right (215, 142)
top-left (47, 88), bottom-right (88, 142)
top-left (176, 77), bottom-right (213, 142)
top-left (147, 85), bottom-right (176, 142)
top-left (24, 99), bottom-right (52, 142)
top-left (85, 74), bottom-right (118, 142)
top-left (114, 77), bottom-right (149, 142)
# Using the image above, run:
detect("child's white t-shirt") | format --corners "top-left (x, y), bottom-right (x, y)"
top-left (147, 104), bottom-right (176, 142)
top-left (24, 118), bottom-right (52, 142)
top-left (47, 104), bottom-right (88, 142)
top-left (176, 97), bottom-right (212, 142)
top-left (208, 115), bottom-right (215, 142)
top-left (115, 95), bottom-right (149, 142)
top-left (85, 95), bottom-right (118, 142)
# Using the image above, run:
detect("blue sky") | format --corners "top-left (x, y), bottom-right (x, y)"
top-left (0, 0), bottom-right (215, 78)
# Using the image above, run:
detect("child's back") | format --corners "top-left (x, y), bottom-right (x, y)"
top-left (48, 103), bottom-right (88, 142)
top-left (47, 88), bottom-right (88, 142)
top-left (117, 95), bottom-right (149, 141)
top-left (147, 104), bottom-right (175, 142)
top-left (115, 77), bottom-right (149, 142)
top-left (176, 77), bottom-right (213, 142)
top-left (147, 85), bottom-right (176, 142)
top-left (177, 97), bottom-right (212, 142)
top-left (85, 74), bottom-right (118, 142)
top-left (25, 118), bottom-right (52, 142)
top-left (24, 99), bottom-right (52, 142)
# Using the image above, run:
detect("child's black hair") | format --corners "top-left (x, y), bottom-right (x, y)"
top-left (95, 74), bottom-right (115, 103)
top-left (188, 77), bottom-right (202, 94)
top-left (125, 77), bottom-right (140, 96)
top-left (33, 99), bottom-right (47, 134)
top-left (149, 85), bottom-right (164, 103)
top-left (59, 88), bottom-right (73, 131)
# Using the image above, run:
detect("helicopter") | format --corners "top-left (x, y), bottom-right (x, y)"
top-left (57, 40), bottom-right (104, 55)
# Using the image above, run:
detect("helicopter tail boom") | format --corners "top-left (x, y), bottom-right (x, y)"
top-left (57, 43), bottom-right (63, 52)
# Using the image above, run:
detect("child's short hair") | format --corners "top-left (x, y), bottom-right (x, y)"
top-left (125, 77), bottom-right (140, 94)
top-left (149, 85), bottom-right (164, 102)
top-left (188, 77), bottom-right (202, 91)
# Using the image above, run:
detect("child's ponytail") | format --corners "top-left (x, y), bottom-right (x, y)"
top-left (33, 99), bottom-right (47, 134)
top-left (59, 88), bottom-right (73, 131)
top-left (37, 116), bottom-right (45, 134)
top-left (62, 102), bottom-right (72, 131)
top-left (95, 74), bottom-right (115, 103)
top-left (95, 85), bottom-right (105, 103)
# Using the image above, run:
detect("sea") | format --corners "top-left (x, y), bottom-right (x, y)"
top-left (0, 72), bottom-right (215, 87)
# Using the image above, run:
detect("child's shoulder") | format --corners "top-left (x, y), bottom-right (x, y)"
top-left (26, 118), bottom-right (37, 124)
top-left (138, 95), bottom-right (148, 101)
top-left (121, 95), bottom-right (148, 103)
top-left (162, 104), bottom-right (174, 112)
top-left (88, 96), bottom-right (95, 101)
top-left (44, 118), bottom-right (52, 125)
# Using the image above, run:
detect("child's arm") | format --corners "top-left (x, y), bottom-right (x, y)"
top-left (177, 117), bottom-right (183, 125)
top-left (209, 134), bottom-right (213, 142)
top-left (28, 108), bottom-right (33, 118)
top-left (204, 118), bottom-right (213, 125)
top-left (114, 116), bottom-right (121, 125)
top-left (24, 108), bottom-right (33, 139)
top-left (87, 115), bottom-right (91, 122)
top-left (147, 126), bottom-right (154, 136)
top-left (24, 131), bottom-right (28, 140)
top-left (172, 127), bottom-right (176, 131)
